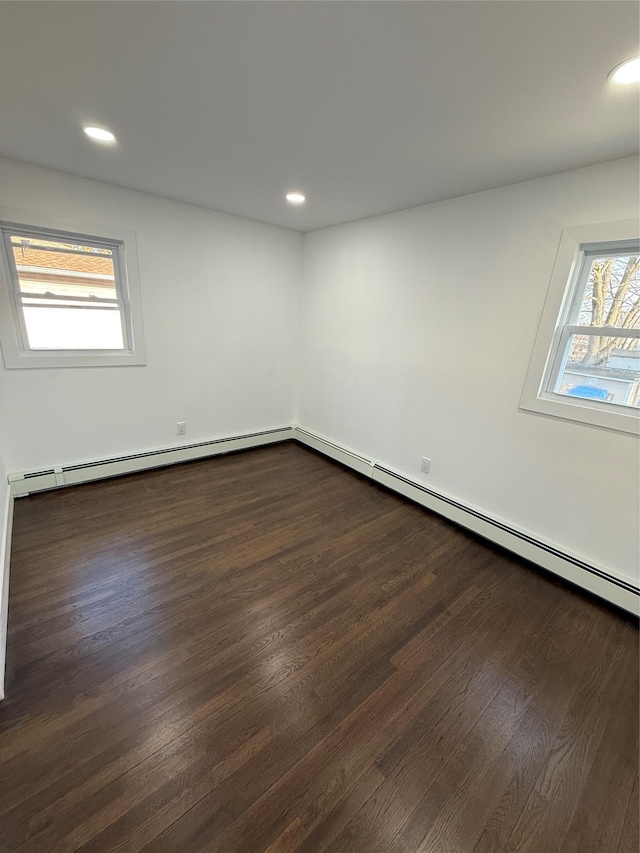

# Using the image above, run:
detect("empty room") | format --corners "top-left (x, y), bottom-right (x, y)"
top-left (0, 2), bottom-right (638, 851)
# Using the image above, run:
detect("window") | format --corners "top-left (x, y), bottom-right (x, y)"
top-left (0, 210), bottom-right (145, 368)
top-left (550, 248), bottom-right (639, 409)
top-left (521, 220), bottom-right (639, 434)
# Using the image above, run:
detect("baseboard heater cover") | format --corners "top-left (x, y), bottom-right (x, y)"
top-left (293, 426), bottom-right (639, 616)
top-left (9, 426), bottom-right (293, 496)
top-left (293, 426), bottom-right (375, 477)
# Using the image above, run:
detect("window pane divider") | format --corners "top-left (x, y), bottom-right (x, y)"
top-left (565, 325), bottom-right (640, 339)
top-left (19, 291), bottom-right (121, 306)
top-left (22, 303), bottom-right (121, 312)
top-left (11, 243), bottom-right (114, 259)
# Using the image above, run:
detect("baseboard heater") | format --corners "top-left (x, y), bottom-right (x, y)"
top-left (293, 426), bottom-right (639, 616)
top-left (8, 426), bottom-right (293, 497)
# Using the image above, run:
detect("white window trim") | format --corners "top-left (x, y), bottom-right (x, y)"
top-left (0, 207), bottom-right (146, 369)
top-left (520, 218), bottom-right (640, 436)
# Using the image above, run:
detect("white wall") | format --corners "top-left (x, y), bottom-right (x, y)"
top-left (298, 157), bottom-right (640, 585)
top-left (0, 158), bottom-right (302, 472)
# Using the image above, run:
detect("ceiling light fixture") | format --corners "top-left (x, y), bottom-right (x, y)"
top-left (83, 126), bottom-right (117, 143)
top-left (285, 192), bottom-right (306, 205)
top-left (608, 56), bottom-right (640, 84)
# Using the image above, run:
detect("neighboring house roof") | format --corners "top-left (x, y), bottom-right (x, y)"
top-left (12, 244), bottom-right (114, 276)
top-left (12, 241), bottom-right (116, 294)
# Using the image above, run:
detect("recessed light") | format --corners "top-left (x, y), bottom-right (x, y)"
top-left (285, 192), bottom-right (306, 205)
top-left (609, 56), bottom-right (640, 84)
top-left (83, 126), bottom-right (117, 143)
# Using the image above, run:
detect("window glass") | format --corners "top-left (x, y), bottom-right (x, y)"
top-left (576, 254), bottom-right (640, 329)
top-left (5, 231), bottom-right (126, 351)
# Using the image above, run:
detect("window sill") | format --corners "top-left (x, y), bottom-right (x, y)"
top-left (2, 349), bottom-right (146, 369)
top-left (520, 394), bottom-right (639, 435)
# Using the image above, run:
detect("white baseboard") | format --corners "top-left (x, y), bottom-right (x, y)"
top-left (0, 490), bottom-right (14, 700)
top-left (8, 426), bottom-right (294, 497)
top-left (293, 425), bottom-right (639, 616)
top-left (293, 426), bottom-right (376, 477)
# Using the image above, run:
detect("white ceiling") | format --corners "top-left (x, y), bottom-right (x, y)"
top-left (1, 2), bottom-right (638, 232)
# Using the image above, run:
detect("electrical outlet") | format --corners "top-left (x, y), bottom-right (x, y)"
top-left (176, 422), bottom-right (186, 435)
top-left (421, 457), bottom-right (431, 474)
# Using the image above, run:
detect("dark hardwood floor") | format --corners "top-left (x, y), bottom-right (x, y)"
top-left (0, 442), bottom-right (637, 853)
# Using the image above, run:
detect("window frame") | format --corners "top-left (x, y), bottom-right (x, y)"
top-left (0, 208), bottom-right (146, 369)
top-left (520, 219), bottom-right (640, 435)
